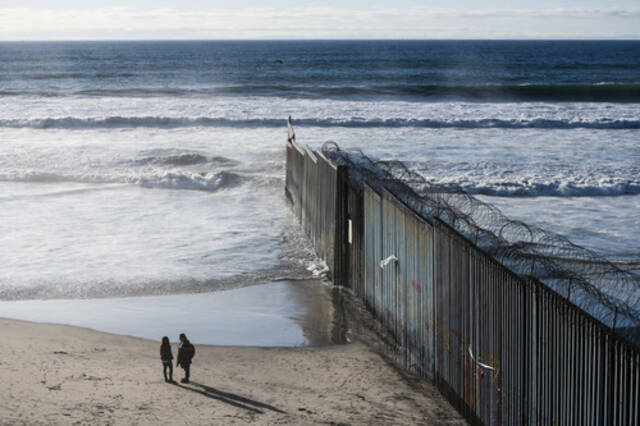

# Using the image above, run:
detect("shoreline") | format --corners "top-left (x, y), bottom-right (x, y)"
top-left (0, 280), bottom-right (345, 347)
top-left (0, 318), bottom-right (463, 425)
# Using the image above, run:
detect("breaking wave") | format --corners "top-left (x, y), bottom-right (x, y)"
top-left (454, 181), bottom-right (640, 197)
top-left (2, 116), bottom-right (639, 130)
top-left (0, 170), bottom-right (246, 192)
top-left (138, 170), bottom-right (244, 191)
top-left (1, 83), bottom-right (639, 102)
top-left (134, 153), bottom-right (240, 167)
top-left (415, 162), bottom-right (640, 197)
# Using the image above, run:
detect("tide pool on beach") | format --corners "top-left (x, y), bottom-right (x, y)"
top-left (0, 280), bottom-right (344, 347)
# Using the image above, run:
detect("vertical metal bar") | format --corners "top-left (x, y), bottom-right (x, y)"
top-left (570, 308), bottom-right (576, 426)
top-left (550, 293), bottom-right (556, 425)
top-left (576, 313), bottom-right (583, 426)
top-left (557, 295), bottom-right (562, 426)
top-left (590, 322), bottom-right (597, 426)
top-left (584, 311), bottom-right (590, 426)
top-left (631, 351), bottom-right (640, 425)
top-left (564, 301), bottom-right (570, 426)
top-left (523, 278), bottom-right (529, 425)
top-left (613, 335), bottom-right (618, 426)
top-left (598, 326), bottom-right (605, 426)
top-left (623, 345), bottom-right (630, 426)
top-left (607, 327), bottom-right (612, 426)
top-left (546, 290), bottom-right (551, 425)
top-left (532, 281), bottom-right (538, 426)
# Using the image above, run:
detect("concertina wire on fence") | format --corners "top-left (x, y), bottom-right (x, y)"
top-left (321, 142), bottom-right (640, 346)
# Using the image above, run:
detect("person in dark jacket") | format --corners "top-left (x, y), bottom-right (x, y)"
top-left (160, 336), bottom-right (173, 382)
top-left (176, 333), bottom-right (195, 383)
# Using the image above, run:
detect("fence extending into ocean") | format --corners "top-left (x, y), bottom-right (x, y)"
top-left (284, 118), bottom-right (639, 425)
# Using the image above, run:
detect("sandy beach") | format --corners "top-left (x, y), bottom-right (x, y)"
top-left (0, 318), bottom-right (464, 425)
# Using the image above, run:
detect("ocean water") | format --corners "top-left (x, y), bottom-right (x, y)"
top-left (0, 280), bottom-right (342, 346)
top-left (0, 41), bottom-right (638, 338)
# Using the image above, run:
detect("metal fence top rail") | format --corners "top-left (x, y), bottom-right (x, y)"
top-left (288, 139), bottom-right (305, 156)
top-left (316, 149), bottom-right (338, 171)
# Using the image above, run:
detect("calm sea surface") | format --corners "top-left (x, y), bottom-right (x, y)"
top-left (0, 41), bottom-right (638, 304)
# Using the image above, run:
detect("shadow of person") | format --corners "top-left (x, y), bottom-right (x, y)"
top-left (171, 381), bottom-right (286, 414)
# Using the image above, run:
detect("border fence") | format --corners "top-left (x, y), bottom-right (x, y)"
top-left (284, 118), bottom-right (639, 425)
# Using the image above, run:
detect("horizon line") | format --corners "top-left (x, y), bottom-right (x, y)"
top-left (1, 37), bottom-right (639, 42)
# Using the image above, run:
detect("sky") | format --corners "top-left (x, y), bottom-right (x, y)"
top-left (0, 1), bottom-right (638, 40)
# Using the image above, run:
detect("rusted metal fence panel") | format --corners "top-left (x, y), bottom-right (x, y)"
top-left (364, 189), bottom-right (437, 378)
top-left (523, 278), bottom-right (640, 426)
top-left (382, 190), bottom-right (397, 338)
top-left (420, 217), bottom-right (435, 380)
top-left (317, 149), bottom-right (338, 271)
top-left (364, 185), bottom-right (382, 314)
top-left (346, 182), bottom-right (365, 296)
top-left (285, 131), bottom-right (640, 425)
top-left (284, 131), bottom-right (343, 283)
top-left (301, 146), bottom-right (316, 247)
top-left (434, 224), bottom-right (478, 422)
top-left (372, 203), bottom-right (640, 426)
top-left (383, 190), bottom-right (436, 379)
top-left (433, 224), bottom-right (529, 425)
top-left (285, 139), bottom-right (305, 221)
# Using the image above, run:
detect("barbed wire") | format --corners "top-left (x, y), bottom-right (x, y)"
top-left (322, 142), bottom-right (640, 343)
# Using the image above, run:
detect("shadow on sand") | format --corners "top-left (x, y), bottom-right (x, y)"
top-left (171, 381), bottom-right (286, 414)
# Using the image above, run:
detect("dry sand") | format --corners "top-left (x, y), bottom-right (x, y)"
top-left (0, 318), bottom-right (464, 425)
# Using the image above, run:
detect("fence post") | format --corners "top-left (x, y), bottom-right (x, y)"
top-left (523, 277), bottom-right (529, 424)
top-left (608, 335), bottom-right (615, 425)
top-left (287, 116), bottom-right (295, 142)
top-left (529, 256), bottom-right (536, 277)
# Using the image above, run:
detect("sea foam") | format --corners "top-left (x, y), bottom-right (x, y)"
top-left (1, 116), bottom-right (639, 130)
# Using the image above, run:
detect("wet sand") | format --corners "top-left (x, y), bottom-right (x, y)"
top-left (0, 280), bottom-right (341, 347)
top-left (0, 318), bottom-right (464, 425)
